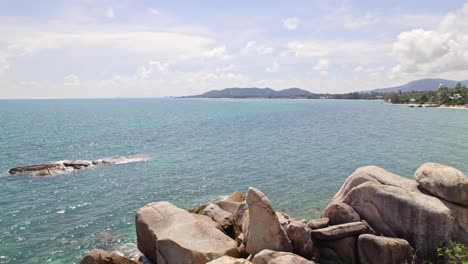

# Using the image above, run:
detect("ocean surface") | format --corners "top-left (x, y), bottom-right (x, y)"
top-left (0, 99), bottom-right (467, 263)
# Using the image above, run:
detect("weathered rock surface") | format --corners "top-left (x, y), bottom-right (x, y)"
top-left (415, 162), bottom-right (468, 205)
top-left (79, 249), bottom-right (139, 264)
top-left (329, 165), bottom-right (468, 260)
top-left (319, 247), bottom-right (343, 264)
top-left (320, 237), bottom-right (358, 264)
top-left (322, 202), bottom-right (360, 225)
top-left (358, 234), bottom-right (414, 264)
top-left (9, 154), bottom-right (149, 176)
top-left (244, 187), bottom-right (293, 255)
top-left (135, 201), bottom-right (239, 264)
top-left (307, 218), bottom-right (329, 230)
top-left (251, 249), bottom-right (316, 264)
top-left (311, 221), bottom-right (373, 240)
top-left (225, 191), bottom-right (246, 203)
top-left (207, 256), bottom-right (253, 264)
top-left (285, 221), bottom-right (314, 259)
top-left (203, 203), bottom-right (234, 230)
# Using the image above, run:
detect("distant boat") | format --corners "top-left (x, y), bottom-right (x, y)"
top-left (409, 105), bottom-right (415, 108)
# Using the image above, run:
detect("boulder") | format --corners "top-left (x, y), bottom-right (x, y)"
top-left (244, 188), bottom-right (292, 255)
top-left (251, 249), bottom-right (316, 264)
top-left (358, 234), bottom-right (414, 264)
top-left (319, 237), bottom-right (358, 264)
top-left (415, 163), bottom-right (468, 206)
top-left (311, 221), bottom-right (373, 240)
top-left (323, 202), bottom-right (360, 225)
top-left (307, 218), bottom-right (329, 230)
top-left (203, 203), bottom-right (234, 230)
top-left (207, 256), bottom-right (253, 264)
top-left (225, 191), bottom-right (246, 203)
top-left (285, 221), bottom-right (314, 259)
top-left (319, 247), bottom-right (343, 264)
top-left (135, 201), bottom-right (239, 264)
top-left (79, 249), bottom-right (139, 264)
top-left (329, 165), bottom-right (468, 260)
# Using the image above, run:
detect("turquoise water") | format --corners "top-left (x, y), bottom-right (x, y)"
top-left (0, 99), bottom-right (467, 263)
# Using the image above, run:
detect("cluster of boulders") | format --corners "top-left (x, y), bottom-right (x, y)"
top-left (8, 154), bottom-right (149, 176)
top-left (79, 162), bottom-right (467, 264)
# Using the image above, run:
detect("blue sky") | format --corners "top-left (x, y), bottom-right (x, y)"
top-left (0, 0), bottom-right (467, 98)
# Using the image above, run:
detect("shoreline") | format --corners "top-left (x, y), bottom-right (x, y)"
top-left (384, 102), bottom-right (468, 110)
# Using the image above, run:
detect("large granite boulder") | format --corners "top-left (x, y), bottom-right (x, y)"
top-left (79, 249), bottom-right (139, 264)
top-left (285, 221), bottom-right (314, 259)
top-left (251, 249), bottom-right (316, 264)
top-left (225, 191), bottom-right (246, 203)
top-left (307, 218), bottom-right (329, 230)
top-left (135, 201), bottom-right (239, 264)
top-left (319, 237), bottom-right (358, 264)
top-left (310, 221), bottom-right (373, 240)
top-left (358, 234), bottom-right (414, 264)
top-left (327, 165), bottom-right (468, 260)
top-left (241, 188), bottom-right (292, 254)
top-left (415, 163), bottom-right (468, 206)
top-left (322, 202), bottom-right (360, 225)
top-left (244, 188), bottom-right (292, 255)
top-left (207, 256), bottom-right (253, 264)
top-left (203, 203), bottom-right (234, 230)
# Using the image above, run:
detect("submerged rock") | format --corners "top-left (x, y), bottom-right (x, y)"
top-left (244, 187), bottom-right (292, 255)
top-left (9, 154), bottom-right (149, 176)
top-left (415, 162), bottom-right (468, 206)
top-left (135, 201), bottom-right (239, 264)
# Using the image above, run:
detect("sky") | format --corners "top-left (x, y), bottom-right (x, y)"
top-left (0, 0), bottom-right (468, 99)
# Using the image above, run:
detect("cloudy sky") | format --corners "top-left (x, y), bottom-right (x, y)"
top-left (1, 0), bottom-right (468, 99)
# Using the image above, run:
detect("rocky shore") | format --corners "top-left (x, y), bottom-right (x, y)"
top-left (8, 154), bottom-right (150, 176)
top-left (79, 163), bottom-right (467, 264)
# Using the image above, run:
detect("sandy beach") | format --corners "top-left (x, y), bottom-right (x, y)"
top-left (384, 102), bottom-right (468, 110)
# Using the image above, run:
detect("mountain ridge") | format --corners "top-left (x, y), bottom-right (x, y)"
top-left (185, 87), bottom-right (315, 98)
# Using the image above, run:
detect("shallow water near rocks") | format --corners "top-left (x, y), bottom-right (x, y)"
top-left (0, 98), bottom-right (467, 263)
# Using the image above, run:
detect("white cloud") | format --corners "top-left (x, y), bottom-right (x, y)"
top-left (343, 13), bottom-right (379, 29)
top-left (243, 41), bottom-right (274, 55)
top-left (0, 57), bottom-right (9, 75)
top-left (64, 74), bottom-right (80, 85)
top-left (286, 41), bottom-right (329, 57)
top-left (202, 45), bottom-right (231, 59)
top-left (104, 7), bottom-right (116, 19)
top-left (266, 61), bottom-right (280, 73)
top-left (148, 8), bottom-right (160, 15)
top-left (313, 59), bottom-right (329, 76)
top-left (136, 61), bottom-right (169, 79)
top-left (215, 64), bottom-right (235, 73)
top-left (282, 17), bottom-right (299, 30)
top-left (390, 3), bottom-right (468, 78)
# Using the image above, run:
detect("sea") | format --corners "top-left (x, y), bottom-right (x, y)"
top-left (0, 98), bottom-right (467, 263)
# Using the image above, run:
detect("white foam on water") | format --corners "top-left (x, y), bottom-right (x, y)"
top-left (56, 210), bottom-right (65, 214)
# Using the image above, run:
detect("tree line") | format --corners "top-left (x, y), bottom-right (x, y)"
top-left (383, 83), bottom-right (468, 105)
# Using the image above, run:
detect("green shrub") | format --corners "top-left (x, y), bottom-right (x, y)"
top-left (437, 241), bottom-right (468, 264)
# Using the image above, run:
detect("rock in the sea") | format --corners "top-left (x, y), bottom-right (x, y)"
top-left (307, 218), bottom-right (329, 230)
top-left (358, 234), bottom-right (414, 264)
top-left (244, 187), bottom-right (293, 255)
top-left (79, 249), bottom-right (139, 264)
top-left (135, 201), bottom-right (239, 264)
top-left (323, 202), bottom-right (360, 225)
top-left (225, 191), bottom-right (246, 203)
top-left (329, 165), bottom-right (468, 260)
top-left (251, 249), bottom-right (316, 264)
top-left (319, 237), bottom-right (358, 264)
top-left (203, 203), bottom-right (234, 230)
top-left (285, 220), bottom-right (314, 259)
top-left (9, 163), bottom-right (66, 175)
top-left (207, 256), bottom-right (253, 264)
top-left (415, 162), bottom-right (468, 206)
top-left (311, 221), bottom-right (373, 240)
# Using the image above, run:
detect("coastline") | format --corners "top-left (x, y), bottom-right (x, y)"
top-left (384, 102), bottom-right (468, 110)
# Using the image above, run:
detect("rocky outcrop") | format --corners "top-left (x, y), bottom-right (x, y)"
top-left (311, 221), bottom-right (373, 240)
top-left (207, 256), bottom-right (253, 264)
top-left (328, 165), bottom-right (468, 260)
top-left (225, 191), bottom-right (246, 203)
top-left (9, 154), bottom-right (150, 176)
top-left (415, 162), bottom-right (468, 206)
top-left (203, 203), bottom-right (234, 230)
top-left (319, 237), bottom-right (358, 264)
top-left (358, 234), bottom-right (414, 264)
top-left (307, 218), bottom-right (329, 230)
top-left (285, 220), bottom-right (314, 259)
top-left (79, 249), bottom-right (139, 264)
top-left (135, 201), bottom-right (239, 264)
top-left (244, 187), bottom-right (293, 255)
top-left (251, 249), bottom-right (316, 264)
top-left (322, 202), bottom-right (360, 225)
